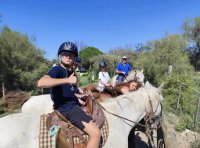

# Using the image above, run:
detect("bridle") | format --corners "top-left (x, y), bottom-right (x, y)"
top-left (123, 70), bottom-right (138, 82)
top-left (134, 70), bottom-right (138, 81)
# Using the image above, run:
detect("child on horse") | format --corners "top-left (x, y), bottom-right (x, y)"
top-left (97, 61), bottom-right (111, 92)
top-left (37, 42), bottom-right (101, 148)
top-left (119, 80), bottom-right (141, 94)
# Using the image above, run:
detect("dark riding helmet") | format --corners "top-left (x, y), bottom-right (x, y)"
top-left (99, 60), bottom-right (107, 68)
top-left (57, 42), bottom-right (78, 57)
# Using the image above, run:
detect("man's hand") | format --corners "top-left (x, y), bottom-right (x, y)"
top-left (75, 93), bottom-right (88, 105)
top-left (105, 83), bottom-right (111, 87)
top-left (66, 73), bottom-right (77, 84)
top-left (121, 71), bottom-right (126, 75)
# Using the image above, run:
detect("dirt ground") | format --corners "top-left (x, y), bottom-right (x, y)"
top-left (130, 113), bottom-right (200, 148)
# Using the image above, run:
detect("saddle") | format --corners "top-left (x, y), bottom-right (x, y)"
top-left (46, 99), bottom-right (105, 148)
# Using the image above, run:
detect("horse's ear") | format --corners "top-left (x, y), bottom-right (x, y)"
top-left (145, 81), bottom-right (152, 87)
top-left (158, 83), bottom-right (164, 92)
top-left (141, 69), bottom-right (143, 73)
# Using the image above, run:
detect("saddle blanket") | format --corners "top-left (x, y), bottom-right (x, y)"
top-left (39, 114), bottom-right (109, 148)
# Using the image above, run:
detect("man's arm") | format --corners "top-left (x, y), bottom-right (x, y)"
top-left (115, 69), bottom-right (125, 75)
top-left (37, 74), bottom-right (76, 88)
top-left (115, 63), bottom-right (125, 75)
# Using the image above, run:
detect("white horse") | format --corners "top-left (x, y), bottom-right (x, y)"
top-left (1, 83), bottom-right (163, 148)
top-left (110, 69), bottom-right (145, 87)
top-left (22, 94), bottom-right (53, 115)
top-left (0, 113), bottom-right (40, 148)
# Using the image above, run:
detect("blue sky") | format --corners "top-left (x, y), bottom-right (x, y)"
top-left (0, 0), bottom-right (199, 60)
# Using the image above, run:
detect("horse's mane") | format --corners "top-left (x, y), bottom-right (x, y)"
top-left (113, 80), bottom-right (141, 91)
top-left (106, 82), bottom-right (129, 96)
top-left (105, 80), bottom-right (139, 97)
top-left (82, 80), bottom-right (143, 100)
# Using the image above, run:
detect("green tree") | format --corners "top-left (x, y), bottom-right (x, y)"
top-left (0, 26), bottom-right (51, 92)
top-left (134, 34), bottom-right (193, 84)
top-left (89, 54), bottom-right (120, 78)
top-left (79, 46), bottom-right (103, 69)
top-left (133, 34), bottom-right (199, 131)
top-left (108, 46), bottom-right (136, 60)
top-left (182, 17), bottom-right (200, 71)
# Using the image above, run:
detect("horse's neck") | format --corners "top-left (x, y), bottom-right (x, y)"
top-left (126, 70), bottom-right (136, 80)
top-left (100, 90), bottom-right (150, 120)
top-left (101, 87), bottom-right (160, 118)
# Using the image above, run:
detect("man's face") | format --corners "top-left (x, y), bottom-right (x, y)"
top-left (60, 51), bottom-right (75, 65)
top-left (122, 58), bottom-right (127, 64)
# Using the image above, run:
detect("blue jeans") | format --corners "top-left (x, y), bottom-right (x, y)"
top-left (116, 75), bottom-right (125, 83)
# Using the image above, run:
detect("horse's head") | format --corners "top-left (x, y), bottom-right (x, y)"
top-left (145, 81), bottom-right (164, 102)
top-left (158, 83), bottom-right (164, 102)
top-left (110, 69), bottom-right (145, 87)
top-left (126, 69), bottom-right (145, 85)
top-left (143, 82), bottom-right (163, 118)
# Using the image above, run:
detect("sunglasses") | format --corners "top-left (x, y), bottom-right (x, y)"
top-left (61, 52), bottom-right (75, 57)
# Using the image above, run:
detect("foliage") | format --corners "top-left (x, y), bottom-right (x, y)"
top-left (182, 17), bottom-right (200, 71)
top-left (79, 75), bottom-right (98, 87)
top-left (135, 43), bottom-right (151, 53)
top-left (79, 75), bottom-right (89, 86)
top-left (89, 54), bottom-right (120, 78)
top-left (175, 114), bottom-right (194, 131)
top-left (132, 34), bottom-right (200, 131)
top-left (108, 46), bottom-right (136, 57)
top-left (108, 47), bottom-right (136, 67)
top-left (161, 70), bottom-right (200, 132)
top-left (0, 26), bottom-right (52, 93)
top-left (162, 74), bottom-right (198, 130)
top-left (79, 46), bottom-right (103, 69)
top-left (134, 34), bottom-right (193, 85)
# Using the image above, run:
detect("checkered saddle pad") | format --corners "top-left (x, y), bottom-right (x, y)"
top-left (39, 114), bottom-right (109, 148)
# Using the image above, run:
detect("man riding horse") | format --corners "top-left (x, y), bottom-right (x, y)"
top-left (37, 42), bottom-right (101, 148)
top-left (115, 56), bottom-right (133, 83)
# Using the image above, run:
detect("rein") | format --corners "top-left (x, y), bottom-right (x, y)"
top-left (123, 70), bottom-right (138, 82)
top-left (123, 74), bottom-right (129, 82)
top-left (97, 101), bottom-right (147, 128)
top-left (134, 70), bottom-right (138, 81)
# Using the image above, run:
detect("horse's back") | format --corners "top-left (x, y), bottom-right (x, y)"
top-left (0, 113), bottom-right (40, 148)
top-left (22, 94), bottom-right (53, 115)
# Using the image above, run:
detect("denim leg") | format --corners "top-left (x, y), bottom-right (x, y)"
top-left (116, 75), bottom-right (124, 83)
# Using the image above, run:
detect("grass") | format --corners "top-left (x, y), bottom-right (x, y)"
top-left (80, 76), bottom-right (98, 87)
